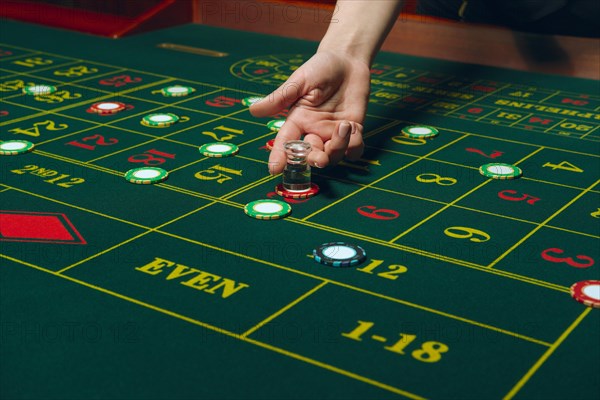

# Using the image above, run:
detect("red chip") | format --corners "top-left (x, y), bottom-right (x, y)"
top-left (275, 183), bottom-right (319, 199)
top-left (570, 280), bottom-right (600, 308)
top-left (90, 101), bottom-right (126, 115)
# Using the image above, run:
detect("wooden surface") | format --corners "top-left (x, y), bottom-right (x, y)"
top-left (194, 0), bottom-right (600, 80)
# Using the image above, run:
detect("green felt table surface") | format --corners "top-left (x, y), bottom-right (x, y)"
top-left (1, 19), bottom-right (599, 400)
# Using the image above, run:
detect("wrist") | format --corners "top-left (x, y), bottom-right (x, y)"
top-left (317, 32), bottom-right (376, 66)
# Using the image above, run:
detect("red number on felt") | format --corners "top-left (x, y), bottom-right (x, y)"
top-left (66, 134), bottom-right (118, 151)
top-left (205, 96), bottom-right (241, 108)
top-left (541, 248), bottom-right (595, 269)
top-left (128, 149), bottom-right (176, 166)
top-left (465, 148), bottom-right (504, 159)
top-left (357, 206), bottom-right (399, 220)
top-left (561, 98), bottom-right (589, 106)
top-left (99, 75), bottom-right (142, 87)
top-left (498, 190), bottom-right (540, 205)
top-left (528, 117), bottom-right (553, 125)
top-left (0, 49), bottom-right (13, 57)
top-left (0, 110), bottom-right (9, 117)
top-left (467, 107), bottom-right (484, 114)
top-left (470, 85), bottom-right (496, 92)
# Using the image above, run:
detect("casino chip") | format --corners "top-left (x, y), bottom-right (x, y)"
top-left (161, 85), bottom-right (195, 97)
top-left (244, 199), bottom-right (291, 220)
top-left (124, 167), bottom-right (169, 184)
top-left (275, 183), bottom-right (320, 199)
top-left (141, 113), bottom-right (179, 127)
top-left (570, 280), bottom-right (600, 308)
top-left (90, 101), bottom-right (126, 115)
top-left (242, 96), bottom-right (264, 106)
top-left (22, 84), bottom-right (57, 96)
top-left (0, 140), bottom-right (35, 155)
top-left (313, 242), bottom-right (367, 267)
top-left (265, 139), bottom-right (275, 151)
top-left (401, 125), bottom-right (439, 139)
top-left (267, 119), bottom-right (286, 132)
top-left (479, 163), bottom-right (523, 180)
top-left (199, 142), bottom-right (239, 158)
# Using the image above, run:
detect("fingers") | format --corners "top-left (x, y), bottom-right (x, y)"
top-left (304, 134), bottom-right (327, 169)
top-left (268, 120), bottom-right (302, 175)
top-left (267, 118), bottom-right (364, 173)
top-left (323, 121), bottom-right (353, 166)
top-left (345, 123), bottom-right (364, 161)
top-left (250, 73), bottom-right (305, 118)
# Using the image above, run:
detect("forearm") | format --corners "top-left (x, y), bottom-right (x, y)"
top-left (318, 0), bottom-right (404, 65)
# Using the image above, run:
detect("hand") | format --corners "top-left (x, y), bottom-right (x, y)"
top-left (250, 50), bottom-right (371, 174)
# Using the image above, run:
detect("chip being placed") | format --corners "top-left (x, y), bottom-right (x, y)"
top-left (275, 183), bottom-right (319, 199)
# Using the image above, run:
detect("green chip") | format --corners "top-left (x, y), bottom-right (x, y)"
top-left (244, 199), bottom-right (291, 220)
top-left (401, 125), bottom-right (439, 139)
top-left (124, 167), bottom-right (169, 184)
top-left (479, 163), bottom-right (523, 180)
top-left (22, 84), bottom-right (57, 96)
top-left (141, 113), bottom-right (179, 127)
top-left (241, 96), bottom-right (264, 106)
top-left (199, 142), bottom-right (239, 158)
top-left (267, 119), bottom-right (286, 132)
top-left (161, 85), bottom-right (195, 97)
top-left (0, 140), bottom-right (35, 155)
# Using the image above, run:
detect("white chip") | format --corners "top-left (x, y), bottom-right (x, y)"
top-left (0, 142), bottom-right (28, 150)
top-left (96, 102), bottom-right (120, 110)
top-left (407, 127), bottom-right (433, 135)
top-left (206, 144), bottom-right (233, 153)
top-left (253, 202), bottom-right (284, 213)
top-left (583, 284), bottom-right (600, 301)
top-left (28, 85), bottom-right (52, 94)
top-left (166, 87), bottom-right (188, 93)
top-left (149, 114), bottom-right (173, 122)
top-left (133, 169), bottom-right (162, 179)
top-left (322, 245), bottom-right (357, 260)
top-left (487, 165), bottom-right (515, 175)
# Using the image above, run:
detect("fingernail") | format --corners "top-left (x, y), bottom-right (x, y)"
top-left (338, 122), bottom-right (351, 139)
top-left (313, 162), bottom-right (321, 168)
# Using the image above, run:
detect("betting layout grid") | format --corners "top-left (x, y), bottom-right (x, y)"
top-left (232, 54), bottom-right (600, 141)
top-left (1, 43), bottom-right (599, 399)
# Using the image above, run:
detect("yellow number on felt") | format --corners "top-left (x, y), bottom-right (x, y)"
top-left (542, 161), bottom-right (583, 173)
top-left (416, 173), bottom-right (457, 186)
top-left (194, 165), bottom-right (242, 184)
top-left (8, 120), bottom-right (68, 137)
top-left (444, 226), bottom-right (490, 243)
top-left (412, 341), bottom-right (449, 363)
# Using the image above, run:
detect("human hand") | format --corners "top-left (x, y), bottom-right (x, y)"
top-left (250, 50), bottom-right (371, 174)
